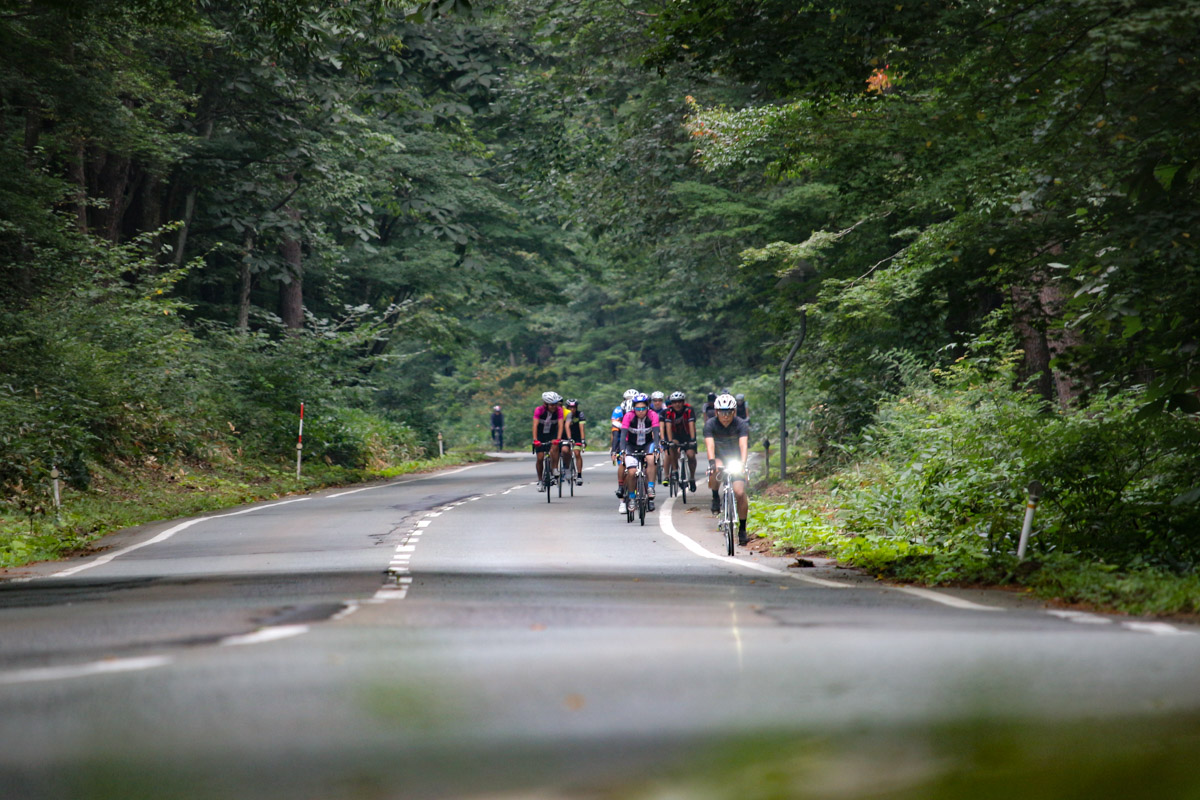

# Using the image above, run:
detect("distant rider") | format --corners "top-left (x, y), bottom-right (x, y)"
top-left (490, 404), bottom-right (504, 450)
top-left (564, 398), bottom-right (586, 485)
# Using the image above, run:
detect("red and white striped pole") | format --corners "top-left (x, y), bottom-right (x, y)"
top-left (296, 402), bottom-right (305, 478)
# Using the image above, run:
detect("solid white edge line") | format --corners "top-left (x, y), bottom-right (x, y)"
top-left (658, 496), bottom-right (849, 589)
top-left (0, 655), bottom-right (173, 686)
top-left (48, 497), bottom-right (314, 579)
top-left (891, 585), bottom-right (1003, 611)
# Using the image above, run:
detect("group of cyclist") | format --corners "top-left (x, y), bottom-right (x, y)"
top-left (528, 386), bottom-right (752, 546)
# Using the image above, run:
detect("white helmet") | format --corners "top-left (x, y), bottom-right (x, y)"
top-left (650, 391), bottom-right (665, 401)
top-left (669, 391), bottom-right (686, 402)
top-left (542, 391), bottom-right (562, 404)
top-left (623, 389), bottom-right (639, 401)
top-left (714, 393), bottom-right (737, 411)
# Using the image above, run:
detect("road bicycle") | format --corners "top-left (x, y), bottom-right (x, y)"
top-left (714, 460), bottom-right (743, 556)
top-left (665, 440), bottom-right (694, 504)
top-left (625, 454), bottom-right (649, 526)
top-left (491, 425), bottom-right (504, 450)
top-left (535, 441), bottom-right (558, 502)
top-left (559, 441), bottom-right (576, 497)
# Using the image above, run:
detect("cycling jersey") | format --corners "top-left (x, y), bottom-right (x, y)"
top-left (663, 404), bottom-right (697, 440)
top-left (564, 409), bottom-right (586, 441)
top-left (533, 404), bottom-right (563, 441)
top-left (610, 404), bottom-right (625, 430)
top-left (619, 409), bottom-right (660, 452)
top-left (703, 414), bottom-right (750, 460)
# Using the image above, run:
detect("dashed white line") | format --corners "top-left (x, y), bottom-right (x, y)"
top-left (1047, 609), bottom-right (1113, 625)
top-left (0, 656), bottom-right (173, 686)
top-left (1121, 621), bottom-right (1192, 636)
top-left (220, 625), bottom-right (309, 646)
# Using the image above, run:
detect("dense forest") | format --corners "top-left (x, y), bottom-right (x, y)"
top-left (2, 0), bottom-right (1198, 601)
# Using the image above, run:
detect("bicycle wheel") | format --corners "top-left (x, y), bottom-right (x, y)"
top-left (679, 459), bottom-right (689, 504)
top-left (568, 457), bottom-right (576, 496)
top-left (724, 483), bottom-right (736, 555)
top-left (544, 465), bottom-right (552, 503)
top-left (637, 468), bottom-right (648, 526)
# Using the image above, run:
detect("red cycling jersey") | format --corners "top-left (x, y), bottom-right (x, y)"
top-left (663, 404), bottom-right (696, 439)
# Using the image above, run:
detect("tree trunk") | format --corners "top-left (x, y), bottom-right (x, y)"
top-left (172, 117), bottom-right (215, 265)
top-left (70, 138), bottom-right (88, 234)
top-left (1010, 280), bottom-right (1082, 408)
top-left (237, 232), bottom-right (254, 331)
top-left (278, 205), bottom-right (304, 330)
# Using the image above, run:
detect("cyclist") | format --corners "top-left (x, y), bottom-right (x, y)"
top-left (735, 393), bottom-right (749, 421)
top-left (532, 391), bottom-right (564, 491)
top-left (490, 405), bottom-right (504, 450)
top-left (618, 393), bottom-right (661, 514)
top-left (701, 391), bottom-right (718, 422)
top-left (564, 398), bottom-right (586, 485)
top-left (704, 393), bottom-right (750, 545)
top-left (663, 391), bottom-right (698, 492)
top-left (649, 391), bottom-right (668, 476)
top-left (611, 388), bottom-right (639, 499)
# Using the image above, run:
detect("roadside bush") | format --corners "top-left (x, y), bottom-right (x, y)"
top-left (833, 360), bottom-right (1200, 572)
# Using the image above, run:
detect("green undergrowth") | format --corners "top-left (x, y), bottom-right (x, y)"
top-left (0, 451), bottom-right (488, 570)
top-left (752, 495), bottom-right (1200, 617)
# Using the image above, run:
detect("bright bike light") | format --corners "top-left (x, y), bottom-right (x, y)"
top-left (726, 460), bottom-right (742, 474)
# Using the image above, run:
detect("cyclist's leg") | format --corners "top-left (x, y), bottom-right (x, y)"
top-left (732, 477), bottom-right (750, 541)
top-left (686, 444), bottom-right (698, 487)
top-left (646, 445), bottom-right (658, 496)
top-left (623, 453), bottom-right (639, 494)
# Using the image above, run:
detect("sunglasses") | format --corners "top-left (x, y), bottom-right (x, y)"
top-left (717, 409), bottom-right (735, 415)
top-left (633, 406), bottom-right (649, 411)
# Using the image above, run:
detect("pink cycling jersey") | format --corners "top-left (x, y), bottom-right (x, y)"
top-left (620, 409), bottom-right (660, 449)
top-left (533, 404), bottom-right (564, 439)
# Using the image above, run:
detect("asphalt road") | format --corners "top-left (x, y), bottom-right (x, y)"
top-left (2, 453), bottom-right (1199, 799)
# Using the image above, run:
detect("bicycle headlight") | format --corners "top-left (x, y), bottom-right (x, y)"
top-left (726, 460), bottom-right (742, 475)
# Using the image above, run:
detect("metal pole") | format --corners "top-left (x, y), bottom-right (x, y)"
top-left (438, 432), bottom-right (444, 457)
top-left (779, 310), bottom-right (807, 481)
top-left (1017, 480), bottom-right (1043, 561)
top-left (296, 402), bottom-right (304, 479)
top-left (763, 440), bottom-right (770, 482)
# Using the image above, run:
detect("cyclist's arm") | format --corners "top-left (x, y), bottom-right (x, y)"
top-left (578, 421), bottom-right (586, 445)
top-left (739, 436), bottom-right (749, 465)
top-left (705, 436), bottom-right (717, 463)
top-left (555, 414), bottom-right (565, 441)
top-left (531, 416), bottom-right (539, 444)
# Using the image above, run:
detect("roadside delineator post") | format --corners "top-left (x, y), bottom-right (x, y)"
top-left (1017, 480), bottom-right (1043, 561)
top-left (50, 465), bottom-right (61, 511)
top-left (438, 432), bottom-right (444, 457)
top-left (763, 439), bottom-right (771, 482)
top-left (296, 402), bottom-right (305, 479)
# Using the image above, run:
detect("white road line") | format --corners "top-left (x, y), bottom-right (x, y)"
top-left (1047, 609), bottom-right (1113, 625)
top-left (891, 585), bottom-right (1003, 612)
top-left (1122, 621), bottom-right (1192, 636)
top-left (220, 625), bottom-right (309, 646)
top-left (416, 520), bottom-right (431, 528)
top-left (658, 497), bottom-right (849, 589)
top-left (0, 656), bottom-right (173, 686)
top-left (49, 497), bottom-right (313, 579)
